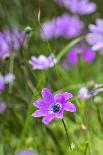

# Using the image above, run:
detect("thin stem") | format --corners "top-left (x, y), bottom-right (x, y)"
top-left (62, 118), bottom-right (72, 150)
top-left (9, 53), bottom-right (15, 93)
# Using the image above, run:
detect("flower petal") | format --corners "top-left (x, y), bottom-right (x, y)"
top-left (64, 102), bottom-right (76, 112)
top-left (42, 114), bottom-right (54, 125)
top-left (41, 88), bottom-right (54, 103)
top-left (33, 99), bottom-right (49, 109)
top-left (32, 110), bottom-right (49, 117)
top-left (55, 109), bottom-right (64, 119)
top-left (54, 92), bottom-right (73, 103)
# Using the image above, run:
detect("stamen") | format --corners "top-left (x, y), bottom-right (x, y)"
top-left (51, 103), bottom-right (60, 113)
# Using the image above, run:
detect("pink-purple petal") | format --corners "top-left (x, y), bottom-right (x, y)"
top-left (42, 114), bottom-right (54, 125)
top-left (64, 102), bottom-right (76, 112)
top-left (54, 92), bottom-right (73, 103)
top-left (41, 88), bottom-right (54, 103)
top-left (33, 99), bottom-right (49, 109)
top-left (32, 110), bottom-right (49, 117)
top-left (55, 109), bottom-right (64, 119)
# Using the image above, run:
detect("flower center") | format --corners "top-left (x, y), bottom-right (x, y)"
top-left (51, 103), bottom-right (60, 113)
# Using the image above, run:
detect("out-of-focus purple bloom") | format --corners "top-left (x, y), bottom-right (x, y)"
top-left (86, 19), bottom-right (103, 53)
top-left (4, 73), bottom-right (15, 84)
top-left (0, 73), bottom-right (15, 93)
top-left (32, 88), bottom-right (76, 125)
top-left (78, 87), bottom-right (90, 100)
top-left (78, 83), bottom-right (103, 100)
top-left (0, 102), bottom-right (6, 113)
top-left (40, 14), bottom-right (84, 40)
top-left (29, 55), bottom-right (57, 70)
top-left (67, 43), bottom-right (95, 65)
top-left (17, 150), bottom-right (37, 155)
top-left (55, 0), bottom-right (96, 15)
top-left (0, 28), bottom-right (25, 59)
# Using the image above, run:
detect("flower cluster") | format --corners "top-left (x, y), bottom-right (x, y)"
top-left (0, 73), bottom-right (15, 92)
top-left (55, 0), bottom-right (96, 15)
top-left (66, 42), bottom-right (95, 65)
top-left (0, 28), bottom-right (25, 60)
top-left (32, 88), bottom-right (76, 125)
top-left (29, 55), bottom-right (57, 70)
top-left (86, 19), bottom-right (103, 53)
top-left (40, 14), bottom-right (84, 40)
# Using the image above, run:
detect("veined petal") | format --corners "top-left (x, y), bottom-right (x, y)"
top-left (41, 88), bottom-right (54, 103)
top-left (55, 109), bottom-right (64, 119)
top-left (54, 92), bottom-right (73, 103)
top-left (33, 99), bottom-right (49, 109)
top-left (42, 114), bottom-right (54, 125)
top-left (32, 110), bottom-right (49, 117)
top-left (64, 102), bottom-right (76, 112)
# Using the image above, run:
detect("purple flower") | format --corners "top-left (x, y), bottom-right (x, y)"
top-left (29, 55), bottom-right (57, 70)
top-left (0, 73), bottom-right (15, 93)
top-left (55, 0), bottom-right (96, 15)
top-left (40, 14), bottom-right (84, 40)
top-left (17, 150), bottom-right (37, 155)
top-left (0, 28), bottom-right (25, 59)
top-left (32, 88), bottom-right (76, 125)
top-left (78, 83), bottom-right (103, 100)
top-left (0, 102), bottom-right (6, 113)
top-left (78, 87), bottom-right (90, 100)
top-left (86, 19), bottom-right (103, 53)
top-left (66, 43), bottom-right (95, 65)
top-left (4, 73), bottom-right (15, 84)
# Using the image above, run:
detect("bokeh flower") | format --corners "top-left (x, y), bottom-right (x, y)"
top-left (66, 43), bottom-right (95, 65)
top-left (0, 28), bottom-right (25, 60)
top-left (55, 0), bottom-right (96, 15)
top-left (0, 102), bottom-right (6, 113)
top-left (29, 55), bottom-right (57, 70)
top-left (78, 87), bottom-right (90, 100)
top-left (86, 19), bottom-right (103, 53)
top-left (32, 88), bottom-right (76, 125)
top-left (0, 73), bottom-right (15, 93)
top-left (40, 14), bottom-right (84, 40)
top-left (78, 83), bottom-right (103, 100)
top-left (17, 150), bottom-right (37, 155)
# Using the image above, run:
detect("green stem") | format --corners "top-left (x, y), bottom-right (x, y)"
top-left (9, 53), bottom-right (15, 93)
top-left (84, 142), bottom-right (88, 155)
top-left (57, 37), bottom-right (83, 62)
top-left (62, 118), bottom-right (72, 150)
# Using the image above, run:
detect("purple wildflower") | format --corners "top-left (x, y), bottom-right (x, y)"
top-left (0, 102), bottom-right (6, 113)
top-left (0, 73), bottom-right (15, 93)
top-left (55, 0), bottom-right (96, 15)
top-left (40, 14), bottom-right (84, 40)
top-left (78, 87), bottom-right (90, 100)
top-left (0, 28), bottom-right (25, 59)
top-left (78, 83), bottom-right (103, 100)
top-left (17, 150), bottom-right (37, 155)
top-left (32, 88), bottom-right (76, 125)
top-left (86, 19), bottom-right (103, 53)
top-left (29, 55), bottom-right (57, 70)
top-left (4, 73), bottom-right (15, 84)
top-left (66, 43), bottom-right (95, 65)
